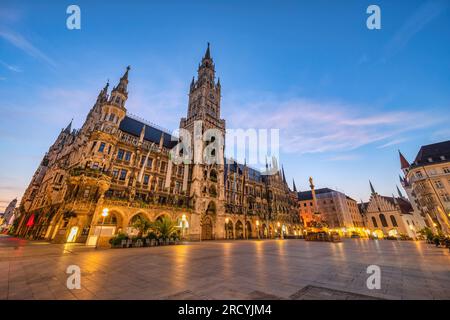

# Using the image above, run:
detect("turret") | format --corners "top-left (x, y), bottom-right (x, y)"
top-left (399, 150), bottom-right (410, 175)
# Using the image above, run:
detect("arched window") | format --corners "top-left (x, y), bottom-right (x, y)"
top-left (390, 215), bottom-right (398, 227)
top-left (210, 170), bottom-right (217, 182)
top-left (371, 217), bottom-right (378, 228)
top-left (379, 214), bottom-right (388, 227)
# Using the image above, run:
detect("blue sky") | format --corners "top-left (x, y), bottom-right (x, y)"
top-left (1, 0), bottom-right (449, 211)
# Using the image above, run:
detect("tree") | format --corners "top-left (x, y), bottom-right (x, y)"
top-left (418, 227), bottom-right (434, 242)
top-left (152, 216), bottom-right (177, 240)
top-left (131, 215), bottom-right (152, 237)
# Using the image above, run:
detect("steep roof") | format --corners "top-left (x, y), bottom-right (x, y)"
top-left (380, 196), bottom-right (413, 215)
top-left (226, 160), bottom-right (262, 182)
top-left (297, 188), bottom-right (336, 201)
top-left (119, 115), bottom-right (178, 149)
top-left (412, 140), bottom-right (450, 168)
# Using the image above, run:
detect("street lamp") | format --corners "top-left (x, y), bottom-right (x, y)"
top-left (96, 208), bottom-right (109, 249)
top-left (225, 217), bottom-right (229, 239)
top-left (256, 220), bottom-right (260, 240)
top-left (181, 214), bottom-right (187, 240)
top-left (277, 222), bottom-right (281, 239)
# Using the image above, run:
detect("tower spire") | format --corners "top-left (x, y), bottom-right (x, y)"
top-left (204, 42), bottom-right (211, 60)
top-left (64, 119), bottom-right (73, 133)
top-left (282, 165), bottom-right (286, 183)
top-left (399, 150), bottom-right (410, 169)
top-left (369, 180), bottom-right (376, 194)
top-left (396, 185), bottom-right (404, 198)
top-left (112, 66), bottom-right (130, 97)
top-left (293, 179), bottom-right (297, 192)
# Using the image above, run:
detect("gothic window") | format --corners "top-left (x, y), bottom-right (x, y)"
top-left (371, 217), bottom-right (378, 228)
top-left (147, 158), bottom-right (153, 168)
top-left (390, 215), bottom-right (398, 227)
top-left (119, 169), bottom-right (127, 181)
top-left (379, 214), bottom-right (388, 227)
top-left (109, 113), bottom-right (115, 122)
top-left (124, 151), bottom-right (131, 162)
top-left (98, 142), bottom-right (106, 153)
top-left (112, 168), bottom-right (119, 179)
top-left (143, 174), bottom-right (149, 185)
top-left (117, 149), bottom-right (124, 160)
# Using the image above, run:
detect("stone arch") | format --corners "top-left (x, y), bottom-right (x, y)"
top-left (225, 219), bottom-right (234, 239)
top-left (246, 221), bottom-right (252, 239)
top-left (235, 220), bottom-right (244, 239)
top-left (209, 169), bottom-right (218, 182)
top-left (127, 212), bottom-right (150, 236)
top-left (155, 213), bottom-right (171, 222)
top-left (201, 215), bottom-right (213, 240)
top-left (101, 209), bottom-right (126, 234)
top-left (206, 201), bottom-right (217, 216)
top-left (262, 223), bottom-right (268, 238)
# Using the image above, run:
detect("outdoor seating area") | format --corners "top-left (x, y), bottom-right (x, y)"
top-left (305, 231), bottom-right (341, 242)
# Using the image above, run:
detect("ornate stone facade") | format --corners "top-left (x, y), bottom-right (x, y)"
top-left (15, 44), bottom-right (302, 244)
top-left (399, 142), bottom-right (450, 235)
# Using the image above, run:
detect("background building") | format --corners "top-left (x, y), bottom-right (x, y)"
top-left (0, 198), bottom-right (17, 232)
top-left (297, 179), bottom-right (365, 235)
top-left (399, 141), bottom-right (450, 235)
top-left (15, 45), bottom-right (302, 245)
top-left (362, 181), bottom-right (425, 239)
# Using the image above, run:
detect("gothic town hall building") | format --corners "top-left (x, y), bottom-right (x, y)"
top-left (15, 44), bottom-right (302, 245)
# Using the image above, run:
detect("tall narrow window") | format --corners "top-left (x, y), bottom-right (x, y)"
top-left (379, 214), bottom-right (388, 227)
top-left (390, 215), bottom-right (398, 227)
top-left (371, 217), bottom-right (378, 228)
top-left (117, 149), bottom-right (124, 160)
top-left (98, 142), bottom-right (106, 153)
top-left (119, 169), bottom-right (127, 181)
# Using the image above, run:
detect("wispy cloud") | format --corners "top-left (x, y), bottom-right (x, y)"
top-left (0, 60), bottom-right (22, 72)
top-left (383, 0), bottom-right (449, 61)
top-left (225, 94), bottom-right (441, 155)
top-left (377, 138), bottom-right (408, 149)
top-left (325, 154), bottom-right (361, 162)
top-left (0, 28), bottom-right (56, 68)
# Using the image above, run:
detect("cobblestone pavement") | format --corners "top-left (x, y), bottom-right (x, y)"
top-left (0, 234), bottom-right (449, 300)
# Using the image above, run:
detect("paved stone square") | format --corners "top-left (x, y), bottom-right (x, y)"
top-left (0, 235), bottom-right (449, 300)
